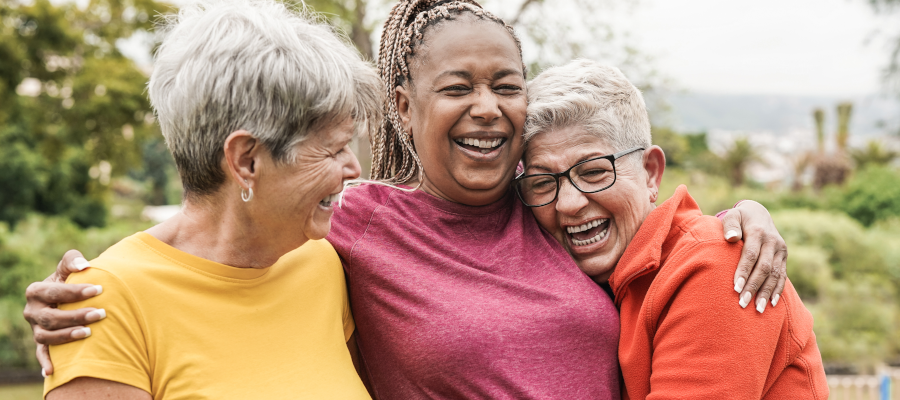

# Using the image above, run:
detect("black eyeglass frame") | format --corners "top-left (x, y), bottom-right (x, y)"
top-left (514, 146), bottom-right (646, 207)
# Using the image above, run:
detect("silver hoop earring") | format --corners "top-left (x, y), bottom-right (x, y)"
top-left (241, 187), bottom-right (254, 202)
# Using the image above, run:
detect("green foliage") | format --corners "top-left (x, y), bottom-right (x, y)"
top-left (835, 166), bottom-right (900, 226)
top-left (0, 214), bottom-right (153, 369)
top-left (0, 0), bottom-right (170, 227)
top-left (850, 140), bottom-right (898, 169)
top-left (772, 209), bottom-right (900, 371)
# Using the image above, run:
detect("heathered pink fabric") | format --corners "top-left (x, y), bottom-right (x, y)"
top-left (327, 184), bottom-right (621, 400)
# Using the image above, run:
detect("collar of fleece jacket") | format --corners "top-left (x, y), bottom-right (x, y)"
top-left (607, 185), bottom-right (701, 307)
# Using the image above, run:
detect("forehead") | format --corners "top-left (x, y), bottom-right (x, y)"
top-left (309, 117), bottom-right (355, 145)
top-left (525, 126), bottom-right (614, 166)
top-left (410, 18), bottom-right (522, 79)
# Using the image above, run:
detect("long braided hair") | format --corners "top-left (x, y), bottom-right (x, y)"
top-left (371, 0), bottom-right (525, 184)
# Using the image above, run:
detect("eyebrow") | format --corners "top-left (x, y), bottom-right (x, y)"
top-left (435, 70), bottom-right (473, 80)
top-left (434, 68), bottom-right (523, 81)
top-left (525, 152), bottom-right (609, 174)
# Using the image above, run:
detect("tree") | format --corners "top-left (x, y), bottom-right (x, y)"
top-left (0, 0), bottom-right (170, 227)
top-left (719, 137), bottom-right (762, 187)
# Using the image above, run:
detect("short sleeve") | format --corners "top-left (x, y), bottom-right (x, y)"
top-left (44, 268), bottom-right (151, 397)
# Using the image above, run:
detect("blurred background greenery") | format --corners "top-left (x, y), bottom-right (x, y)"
top-left (1, 0), bottom-right (899, 393)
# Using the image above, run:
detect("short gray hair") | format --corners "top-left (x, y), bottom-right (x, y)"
top-left (149, 0), bottom-right (382, 197)
top-left (524, 59), bottom-right (651, 155)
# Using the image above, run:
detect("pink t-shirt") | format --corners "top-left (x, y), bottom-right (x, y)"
top-left (328, 184), bottom-right (620, 399)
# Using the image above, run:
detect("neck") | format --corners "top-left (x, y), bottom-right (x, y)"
top-left (145, 194), bottom-right (307, 269)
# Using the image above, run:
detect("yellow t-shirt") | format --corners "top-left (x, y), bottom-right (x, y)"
top-left (45, 232), bottom-right (370, 400)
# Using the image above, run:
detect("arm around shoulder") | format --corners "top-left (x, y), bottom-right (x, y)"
top-left (46, 267), bottom-right (152, 397)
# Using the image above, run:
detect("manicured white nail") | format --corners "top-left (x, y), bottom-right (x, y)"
top-left (734, 277), bottom-right (745, 293)
top-left (73, 257), bottom-right (91, 271)
top-left (739, 292), bottom-right (751, 308)
top-left (725, 230), bottom-right (739, 240)
top-left (756, 298), bottom-right (766, 313)
top-left (71, 327), bottom-right (91, 339)
top-left (85, 309), bottom-right (107, 322)
top-left (41, 368), bottom-right (47, 378)
top-left (771, 294), bottom-right (780, 307)
top-left (81, 285), bottom-right (103, 297)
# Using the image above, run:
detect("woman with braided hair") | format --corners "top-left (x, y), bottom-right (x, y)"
top-left (26, 0), bottom-right (792, 398)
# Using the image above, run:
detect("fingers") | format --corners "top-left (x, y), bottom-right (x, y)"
top-left (28, 306), bottom-right (106, 331)
top-left (769, 248), bottom-right (788, 307)
top-left (33, 325), bottom-right (93, 347)
top-left (25, 282), bottom-right (102, 311)
top-left (56, 250), bottom-right (91, 282)
top-left (721, 209), bottom-right (743, 243)
top-left (737, 232), bottom-right (774, 310)
top-left (37, 344), bottom-right (54, 376)
top-left (754, 273), bottom-right (779, 313)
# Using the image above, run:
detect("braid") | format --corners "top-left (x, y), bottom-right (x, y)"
top-left (371, 0), bottom-right (524, 183)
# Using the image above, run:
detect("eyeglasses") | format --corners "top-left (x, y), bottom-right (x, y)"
top-left (514, 146), bottom-right (645, 207)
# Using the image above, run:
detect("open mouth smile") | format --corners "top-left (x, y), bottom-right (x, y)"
top-left (453, 137), bottom-right (506, 155)
top-left (319, 192), bottom-right (342, 208)
top-left (566, 218), bottom-right (610, 247)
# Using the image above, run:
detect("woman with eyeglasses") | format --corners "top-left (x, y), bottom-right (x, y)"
top-left (519, 59), bottom-right (828, 398)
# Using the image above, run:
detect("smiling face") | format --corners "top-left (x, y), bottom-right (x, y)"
top-left (396, 17), bottom-right (527, 206)
top-left (525, 126), bottom-right (662, 282)
top-left (256, 118), bottom-right (361, 242)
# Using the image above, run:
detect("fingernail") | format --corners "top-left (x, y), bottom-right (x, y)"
top-left (73, 257), bottom-right (91, 271)
top-left (85, 309), bottom-right (107, 322)
top-left (71, 327), bottom-right (91, 339)
top-left (41, 368), bottom-right (47, 378)
top-left (734, 277), bottom-right (745, 293)
top-left (756, 298), bottom-right (766, 313)
top-left (725, 230), bottom-right (739, 240)
top-left (82, 285), bottom-right (103, 297)
top-left (739, 292), bottom-right (751, 308)
top-left (771, 294), bottom-right (780, 307)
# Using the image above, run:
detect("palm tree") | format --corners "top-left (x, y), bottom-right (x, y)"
top-left (721, 137), bottom-right (763, 187)
top-left (850, 140), bottom-right (899, 169)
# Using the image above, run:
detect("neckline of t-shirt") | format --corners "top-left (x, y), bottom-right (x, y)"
top-left (133, 232), bottom-right (271, 281)
top-left (399, 184), bottom-right (517, 216)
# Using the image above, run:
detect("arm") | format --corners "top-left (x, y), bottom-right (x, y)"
top-left (47, 377), bottom-right (151, 400)
top-left (647, 244), bottom-right (785, 399)
top-left (23, 250), bottom-right (105, 375)
top-left (347, 331), bottom-right (376, 399)
top-left (720, 200), bottom-right (788, 313)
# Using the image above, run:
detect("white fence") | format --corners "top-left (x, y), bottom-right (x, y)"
top-left (827, 369), bottom-right (900, 400)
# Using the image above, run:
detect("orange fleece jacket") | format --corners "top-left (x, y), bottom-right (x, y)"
top-left (609, 185), bottom-right (829, 400)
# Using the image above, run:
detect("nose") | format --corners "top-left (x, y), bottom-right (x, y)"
top-left (555, 178), bottom-right (589, 216)
top-left (343, 145), bottom-right (362, 180)
top-left (470, 86), bottom-right (502, 123)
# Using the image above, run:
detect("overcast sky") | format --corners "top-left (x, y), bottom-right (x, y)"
top-left (627, 0), bottom-right (894, 97)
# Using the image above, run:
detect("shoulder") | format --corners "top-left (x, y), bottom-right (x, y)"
top-left (328, 183), bottom-right (403, 249)
top-left (654, 216), bottom-right (743, 295)
top-left (71, 233), bottom-right (163, 286)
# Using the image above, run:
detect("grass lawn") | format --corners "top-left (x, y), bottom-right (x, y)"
top-left (0, 383), bottom-right (43, 400)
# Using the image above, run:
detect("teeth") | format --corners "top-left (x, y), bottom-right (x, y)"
top-left (319, 192), bottom-right (342, 206)
top-left (456, 138), bottom-right (502, 149)
top-left (570, 223), bottom-right (610, 247)
top-left (566, 219), bottom-right (604, 234)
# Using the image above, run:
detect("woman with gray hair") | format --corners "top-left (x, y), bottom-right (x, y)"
top-left (519, 59), bottom-right (827, 398)
top-left (38, 0), bottom-right (380, 398)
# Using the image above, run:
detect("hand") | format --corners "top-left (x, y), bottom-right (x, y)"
top-left (22, 250), bottom-right (105, 376)
top-left (721, 201), bottom-right (788, 313)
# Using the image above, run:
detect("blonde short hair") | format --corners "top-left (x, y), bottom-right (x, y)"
top-left (525, 59), bottom-right (651, 154)
top-left (149, 0), bottom-right (381, 197)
